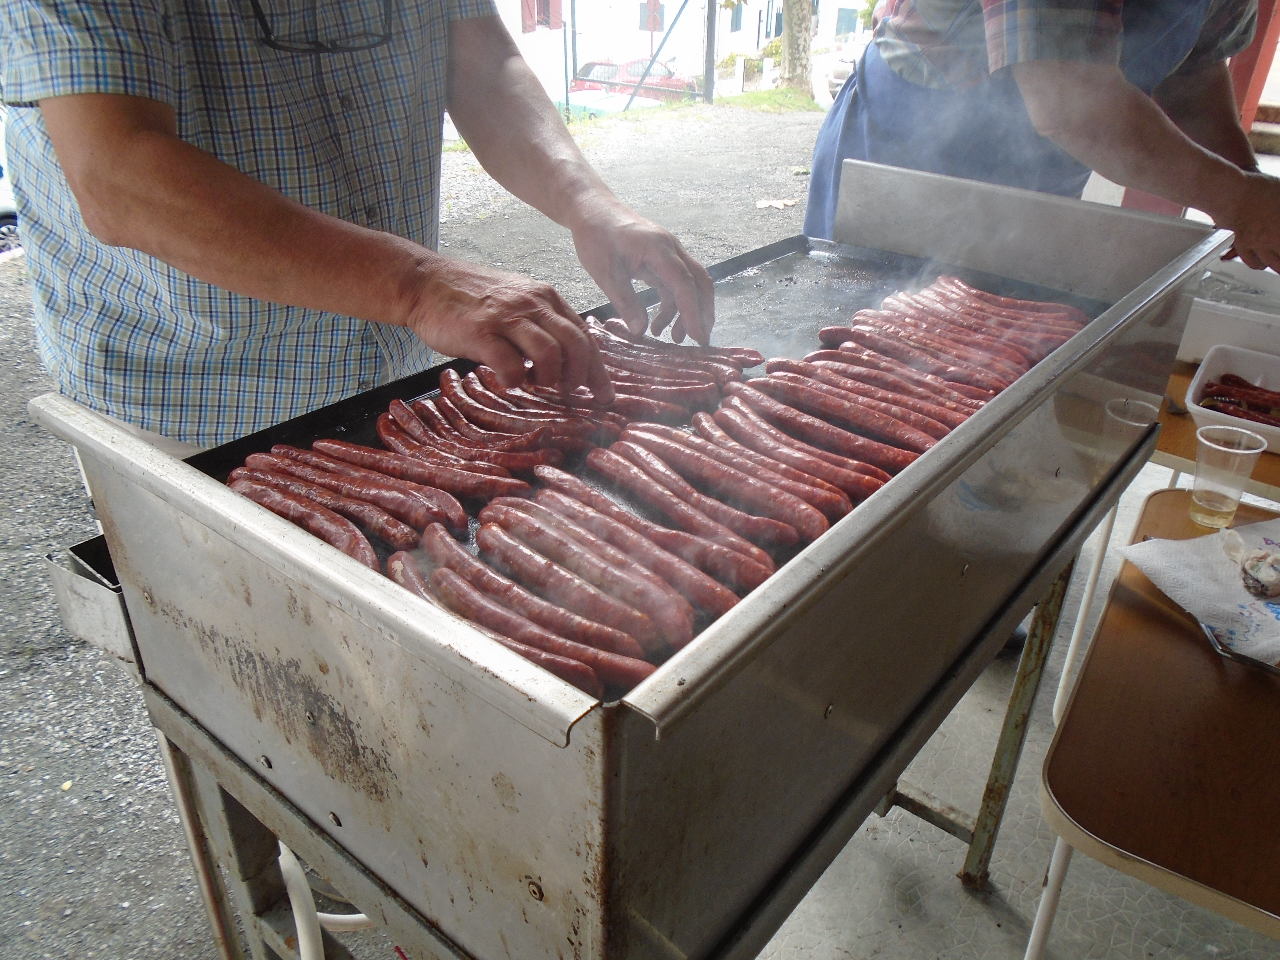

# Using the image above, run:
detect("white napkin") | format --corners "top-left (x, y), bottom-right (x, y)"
top-left (1119, 518), bottom-right (1280, 668)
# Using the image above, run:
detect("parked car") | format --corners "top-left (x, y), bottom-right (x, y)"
top-left (0, 120), bottom-right (18, 253)
top-left (570, 59), bottom-right (699, 103)
top-left (825, 32), bottom-right (870, 99)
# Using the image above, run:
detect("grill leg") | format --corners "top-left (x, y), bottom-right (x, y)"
top-left (959, 559), bottom-right (1074, 889)
top-left (157, 732), bottom-right (246, 960)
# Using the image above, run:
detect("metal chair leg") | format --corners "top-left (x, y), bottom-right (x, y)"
top-left (1024, 838), bottom-right (1074, 960)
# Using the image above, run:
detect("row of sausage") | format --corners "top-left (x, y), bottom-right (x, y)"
top-left (226, 276), bottom-right (1088, 698)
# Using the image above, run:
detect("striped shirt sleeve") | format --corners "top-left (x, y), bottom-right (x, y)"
top-left (981, 0), bottom-right (1124, 73)
top-left (1, 0), bottom-right (179, 107)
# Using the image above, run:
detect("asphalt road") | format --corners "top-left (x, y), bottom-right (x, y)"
top-left (0, 101), bottom-right (824, 960)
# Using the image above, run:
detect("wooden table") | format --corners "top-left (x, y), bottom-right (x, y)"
top-left (1041, 488), bottom-right (1280, 938)
top-left (1158, 362), bottom-right (1280, 498)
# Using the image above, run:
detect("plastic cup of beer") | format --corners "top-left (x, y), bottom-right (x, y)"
top-left (1190, 424), bottom-right (1267, 528)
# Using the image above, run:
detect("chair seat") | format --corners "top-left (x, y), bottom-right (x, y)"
top-left (1042, 489), bottom-right (1280, 938)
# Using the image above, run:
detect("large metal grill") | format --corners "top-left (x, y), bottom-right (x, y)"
top-left (34, 162), bottom-right (1229, 960)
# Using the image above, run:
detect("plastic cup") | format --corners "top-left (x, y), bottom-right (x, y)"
top-left (1190, 424), bottom-right (1267, 528)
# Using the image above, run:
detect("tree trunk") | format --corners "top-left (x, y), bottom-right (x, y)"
top-left (780, 0), bottom-right (812, 92)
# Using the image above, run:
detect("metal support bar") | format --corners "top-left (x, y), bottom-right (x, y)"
top-left (878, 782), bottom-right (976, 845)
top-left (960, 560), bottom-right (1076, 889)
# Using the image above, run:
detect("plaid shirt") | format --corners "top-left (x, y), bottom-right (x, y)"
top-left (875, 0), bottom-right (1257, 89)
top-left (2, 0), bottom-right (495, 446)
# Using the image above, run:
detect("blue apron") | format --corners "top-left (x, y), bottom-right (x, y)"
top-left (804, 0), bottom-right (1217, 239)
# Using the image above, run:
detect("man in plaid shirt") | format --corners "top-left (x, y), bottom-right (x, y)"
top-left (2, 1), bottom-right (714, 450)
top-left (805, 0), bottom-right (1280, 274)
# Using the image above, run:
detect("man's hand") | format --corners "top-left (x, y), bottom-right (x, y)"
top-left (569, 198), bottom-right (715, 345)
top-left (446, 16), bottom-right (715, 345)
top-left (402, 255), bottom-right (615, 401)
top-left (1213, 171), bottom-right (1280, 272)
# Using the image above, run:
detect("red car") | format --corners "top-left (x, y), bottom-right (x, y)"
top-left (570, 59), bottom-right (699, 102)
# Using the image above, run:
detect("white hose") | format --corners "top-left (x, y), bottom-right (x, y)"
top-left (277, 841), bottom-right (326, 960)
top-left (276, 841), bottom-right (376, 943)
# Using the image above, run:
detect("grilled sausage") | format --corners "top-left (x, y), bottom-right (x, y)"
top-left (429, 567), bottom-right (655, 689)
top-left (229, 478), bottom-right (378, 569)
top-left (249, 450), bottom-right (468, 533)
top-left (620, 427), bottom-right (831, 539)
top-left (418, 524), bottom-right (646, 658)
top-left (723, 383), bottom-right (918, 475)
top-left (478, 500), bottom-right (692, 651)
top-left (311, 439), bottom-right (531, 500)
top-left (229, 467), bottom-right (419, 549)
top-left (532, 465), bottom-right (774, 591)
top-left (475, 522), bottom-right (662, 651)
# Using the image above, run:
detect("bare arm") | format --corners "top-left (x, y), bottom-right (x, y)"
top-left (446, 15), bottom-right (714, 343)
top-left (1153, 59), bottom-right (1257, 172)
top-left (38, 93), bottom-right (613, 397)
top-left (1012, 60), bottom-right (1280, 270)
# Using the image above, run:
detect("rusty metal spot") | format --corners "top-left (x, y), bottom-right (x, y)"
top-left (168, 601), bottom-right (398, 802)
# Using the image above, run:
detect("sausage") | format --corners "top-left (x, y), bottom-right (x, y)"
top-left (429, 567), bottom-right (655, 689)
top-left (228, 478), bottom-right (378, 569)
top-left (425, 394), bottom-right (551, 451)
top-left (926, 287), bottom-right (1082, 341)
top-left (710, 405), bottom-right (885, 502)
top-left (311, 439), bottom-right (531, 500)
top-left (895, 291), bottom-right (1066, 357)
top-left (583, 447), bottom-right (778, 564)
top-left (375, 415), bottom-right (521, 476)
top-left (768, 359), bottom-right (968, 430)
top-left (689, 411), bottom-right (853, 501)
top-left (601, 369), bottom-right (721, 407)
top-left (475, 522), bottom-right (663, 652)
top-left (248, 450), bottom-right (468, 533)
top-left (664, 417), bottom-right (854, 520)
top-left (837, 326), bottom-right (1008, 394)
top-left (533, 488), bottom-right (739, 617)
top-left (717, 397), bottom-right (893, 482)
top-left (620, 427), bottom-right (831, 539)
top-left (881, 296), bottom-right (1038, 367)
top-left (492, 496), bottom-right (714, 634)
top-left (723, 382), bottom-right (918, 475)
top-left (593, 318), bottom-right (764, 368)
top-left (418, 524), bottom-right (646, 658)
top-left (611, 440), bottom-right (801, 550)
top-left (802, 352), bottom-right (984, 415)
top-left (850, 316), bottom-right (1016, 389)
top-left (471, 367), bottom-right (628, 433)
top-left (750, 376), bottom-right (936, 455)
top-left (229, 466), bottom-right (419, 549)
top-left (457, 370), bottom-right (615, 443)
top-left (386, 553), bottom-right (605, 696)
top-left (935, 276), bottom-right (1088, 327)
top-left (859, 312), bottom-right (1026, 383)
top-left (597, 349), bottom-right (722, 385)
top-left (478, 500), bottom-right (693, 651)
top-left (809, 348), bottom-right (993, 407)
top-left (532, 465), bottom-right (775, 591)
top-left (762, 367), bottom-right (956, 438)
top-left (608, 392), bottom-right (691, 423)
top-left (378, 412), bottom-right (560, 473)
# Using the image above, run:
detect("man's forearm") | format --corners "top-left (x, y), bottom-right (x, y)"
top-left (1154, 61), bottom-right (1258, 172)
top-left (446, 15), bottom-right (617, 232)
top-left (1012, 60), bottom-right (1248, 222)
top-left (41, 94), bottom-right (433, 328)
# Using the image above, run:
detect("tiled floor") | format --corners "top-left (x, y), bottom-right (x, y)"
top-left (757, 464), bottom-right (1280, 960)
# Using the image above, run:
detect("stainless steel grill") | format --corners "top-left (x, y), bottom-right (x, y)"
top-left (34, 162), bottom-right (1230, 960)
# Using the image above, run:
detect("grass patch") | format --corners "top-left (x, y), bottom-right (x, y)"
top-left (716, 87), bottom-right (823, 113)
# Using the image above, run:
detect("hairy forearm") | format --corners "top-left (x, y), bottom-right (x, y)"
top-left (1154, 61), bottom-right (1258, 172)
top-left (42, 95), bottom-right (434, 327)
top-left (1012, 61), bottom-right (1247, 222)
top-left (446, 16), bottom-right (618, 231)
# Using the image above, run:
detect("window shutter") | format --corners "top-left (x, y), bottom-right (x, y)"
top-left (521, 0), bottom-right (536, 32)
top-left (549, 0), bottom-right (563, 30)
